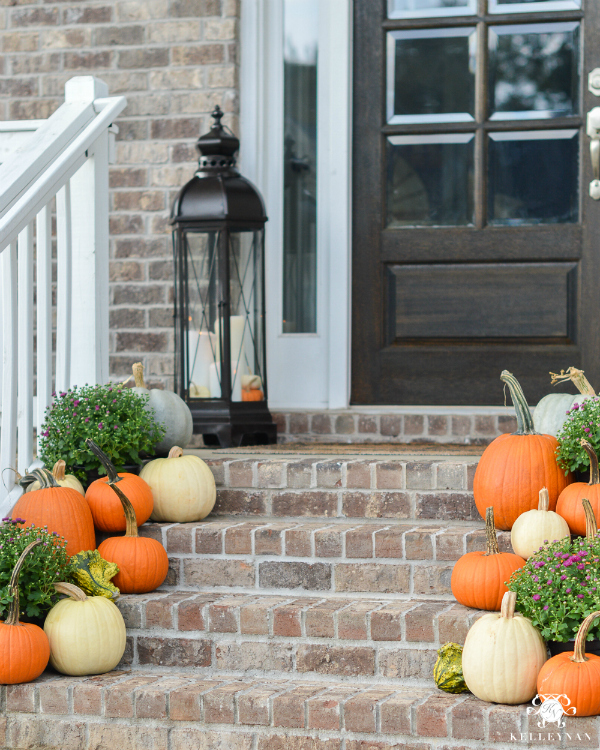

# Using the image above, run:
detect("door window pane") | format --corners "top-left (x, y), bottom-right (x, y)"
top-left (388, 0), bottom-right (476, 18)
top-left (488, 130), bottom-right (578, 225)
top-left (489, 23), bottom-right (579, 120)
top-left (387, 28), bottom-right (476, 124)
top-left (386, 134), bottom-right (475, 226)
top-left (489, 0), bottom-right (581, 13)
top-left (283, 0), bottom-right (318, 333)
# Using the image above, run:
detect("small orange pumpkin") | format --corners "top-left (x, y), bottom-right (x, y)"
top-left (87, 440), bottom-right (169, 595)
top-left (537, 609), bottom-right (600, 716)
top-left (0, 540), bottom-right (51, 684)
top-left (241, 388), bottom-right (264, 402)
top-left (474, 371), bottom-right (572, 530)
top-left (86, 472), bottom-right (153, 533)
top-left (451, 507), bottom-right (526, 611)
top-left (556, 439), bottom-right (600, 536)
top-left (12, 469), bottom-right (96, 556)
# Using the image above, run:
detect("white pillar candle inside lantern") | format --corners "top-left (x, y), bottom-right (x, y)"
top-left (188, 330), bottom-right (216, 394)
top-left (214, 315), bottom-right (248, 372)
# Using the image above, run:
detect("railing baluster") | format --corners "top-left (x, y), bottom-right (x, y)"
top-left (55, 182), bottom-right (72, 394)
top-left (17, 223), bottom-right (34, 474)
top-left (0, 242), bottom-right (18, 501)
top-left (36, 204), bottom-right (52, 451)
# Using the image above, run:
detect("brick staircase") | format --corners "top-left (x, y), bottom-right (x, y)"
top-left (1, 448), bottom-right (595, 749)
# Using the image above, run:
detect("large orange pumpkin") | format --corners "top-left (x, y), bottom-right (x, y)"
top-left (556, 439), bottom-right (600, 535)
top-left (86, 472), bottom-right (153, 532)
top-left (537, 610), bottom-right (600, 716)
top-left (473, 371), bottom-right (572, 530)
top-left (451, 507), bottom-right (526, 611)
top-left (0, 540), bottom-right (51, 684)
top-left (87, 440), bottom-right (168, 594)
top-left (12, 469), bottom-right (96, 556)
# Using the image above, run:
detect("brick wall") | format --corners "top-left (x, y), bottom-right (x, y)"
top-left (0, 0), bottom-right (240, 388)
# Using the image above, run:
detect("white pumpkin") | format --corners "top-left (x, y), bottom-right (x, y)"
top-left (511, 487), bottom-right (570, 559)
top-left (44, 583), bottom-right (126, 676)
top-left (131, 362), bottom-right (193, 454)
top-left (139, 446), bottom-right (216, 522)
top-left (462, 591), bottom-right (546, 704)
top-left (26, 460), bottom-right (84, 495)
top-left (533, 367), bottom-right (595, 436)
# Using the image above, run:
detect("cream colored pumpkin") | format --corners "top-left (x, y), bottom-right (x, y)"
top-left (26, 460), bottom-right (84, 495)
top-left (44, 583), bottom-right (126, 676)
top-left (462, 591), bottom-right (546, 704)
top-left (511, 487), bottom-right (570, 559)
top-left (139, 446), bottom-right (216, 522)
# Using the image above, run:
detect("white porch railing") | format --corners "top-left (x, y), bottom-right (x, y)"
top-left (0, 76), bottom-right (127, 508)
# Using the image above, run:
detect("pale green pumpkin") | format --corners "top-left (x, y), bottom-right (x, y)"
top-left (533, 367), bottom-right (595, 437)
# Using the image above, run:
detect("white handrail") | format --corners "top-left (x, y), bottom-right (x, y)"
top-left (0, 76), bottom-right (127, 509)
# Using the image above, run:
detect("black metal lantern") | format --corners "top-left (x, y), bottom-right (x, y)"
top-left (171, 106), bottom-right (277, 447)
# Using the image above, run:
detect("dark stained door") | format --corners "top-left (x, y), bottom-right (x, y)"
top-left (352, 0), bottom-right (600, 405)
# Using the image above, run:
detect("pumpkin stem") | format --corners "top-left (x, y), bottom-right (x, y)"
top-left (132, 362), bottom-right (146, 389)
top-left (583, 498), bottom-right (598, 540)
top-left (538, 487), bottom-right (550, 512)
top-left (6, 539), bottom-right (43, 626)
top-left (550, 367), bottom-right (596, 397)
top-left (580, 439), bottom-right (600, 486)
top-left (85, 439), bottom-right (139, 538)
top-left (571, 610), bottom-right (600, 663)
top-left (484, 506), bottom-right (500, 555)
top-left (500, 591), bottom-right (517, 619)
top-left (53, 582), bottom-right (87, 601)
top-left (52, 460), bottom-right (66, 482)
top-left (18, 467), bottom-right (59, 491)
top-left (168, 446), bottom-right (184, 459)
top-left (500, 371), bottom-right (536, 435)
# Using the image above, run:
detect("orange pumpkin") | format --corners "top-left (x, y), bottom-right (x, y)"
top-left (537, 610), bottom-right (600, 716)
top-left (86, 472), bottom-right (153, 532)
top-left (12, 469), bottom-right (96, 556)
top-left (556, 439), bottom-right (600, 535)
top-left (0, 540), bottom-right (51, 684)
top-left (241, 388), bottom-right (264, 402)
top-left (473, 371), bottom-right (572, 530)
top-left (87, 440), bottom-right (168, 594)
top-left (451, 506), bottom-right (526, 611)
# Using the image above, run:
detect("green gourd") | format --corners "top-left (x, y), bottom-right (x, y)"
top-left (70, 550), bottom-right (120, 600)
top-left (433, 642), bottom-right (469, 694)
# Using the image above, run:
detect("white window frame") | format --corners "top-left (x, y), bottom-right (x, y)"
top-left (240, 0), bottom-right (352, 409)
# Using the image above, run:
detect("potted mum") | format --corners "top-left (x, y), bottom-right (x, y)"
top-left (38, 383), bottom-right (165, 483)
top-left (557, 396), bottom-right (600, 478)
top-left (507, 529), bottom-right (600, 656)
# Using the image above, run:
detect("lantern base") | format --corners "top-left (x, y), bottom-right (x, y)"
top-left (187, 399), bottom-right (277, 448)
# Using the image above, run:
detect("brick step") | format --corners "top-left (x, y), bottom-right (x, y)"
top-left (200, 451), bottom-right (482, 521)
top-left (138, 518), bottom-right (512, 597)
top-left (2, 670), bottom-right (586, 750)
top-left (116, 590), bottom-right (486, 685)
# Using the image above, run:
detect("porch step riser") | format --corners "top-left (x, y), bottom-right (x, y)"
top-left (1, 674), bottom-right (583, 750)
top-left (116, 593), bottom-right (484, 684)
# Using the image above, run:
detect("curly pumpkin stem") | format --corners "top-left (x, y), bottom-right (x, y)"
top-left (132, 362), bottom-right (146, 389)
top-left (53, 582), bottom-right (87, 601)
top-left (6, 539), bottom-right (44, 626)
top-left (85, 439), bottom-right (139, 538)
top-left (485, 506), bottom-right (500, 555)
top-left (550, 367), bottom-right (596, 397)
top-left (571, 610), bottom-right (600, 663)
top-left (538, 487), bottom-right (550, 512)
top-left (500, 370), bottom-right (536, 435)
top-left (580, 440), bottom-right (600, 486)
top-left (52, 460), bottom-right (67, 482)
top-left (500, 591), bottom-right (517, 619)
top-left (583, 498), bottom-right (597, 540)
top-left (168, 446), bottom-right (184, 459)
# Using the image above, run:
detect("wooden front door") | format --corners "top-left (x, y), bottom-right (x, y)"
top-left (352, 0), bottom-right (600, 405)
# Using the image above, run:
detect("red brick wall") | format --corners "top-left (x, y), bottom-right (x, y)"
top-left (0, 0), bottom-right (239, 388)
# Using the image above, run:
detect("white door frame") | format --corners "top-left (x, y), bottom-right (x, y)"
top-left (239, 0), bottom-right (353, 409)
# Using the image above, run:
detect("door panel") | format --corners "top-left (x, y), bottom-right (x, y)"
top-left (352, 0), bottom-right (600, 405)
